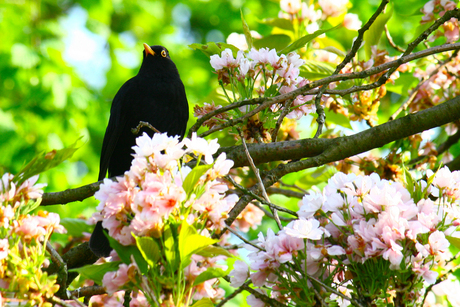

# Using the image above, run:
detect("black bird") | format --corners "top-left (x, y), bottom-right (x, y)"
top-left (90, 44), bottom-right (189, 257)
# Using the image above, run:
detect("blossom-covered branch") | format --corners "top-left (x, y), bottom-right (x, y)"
top-left (227, 95), bottom-right (460, 225)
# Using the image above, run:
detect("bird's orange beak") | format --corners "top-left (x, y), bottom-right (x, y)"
top-left (143, 43), bottom-right (155, 56)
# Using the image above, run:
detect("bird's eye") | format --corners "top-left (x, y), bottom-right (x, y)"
top-left (161, 50), bottom-right (167, 57)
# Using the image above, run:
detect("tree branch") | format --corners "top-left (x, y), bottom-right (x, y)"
top-left (226, 95), bottom-right (460, 225)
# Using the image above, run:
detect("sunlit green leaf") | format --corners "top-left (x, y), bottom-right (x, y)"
top-left (59, 218), bottom-right (93, 237)
top-left (260, 18), bottom-right (294, 31)
top-left (14, 137), bottom-right (82, 186)
top-left (240, 9), bottom-right (253, 50)
top-left (107, 235), bottom-right (149, 274)
top-left (324, 108), bottom-right (353, 129)
top-left (190, 298), bottom-right (214, 307)
top-left (253, 34), bottom-right (291, 51)
top-left (164, 223), bottom-right (179, 268)
top-left (179, 221), bottom-right (217, 269)
top-left (182, 164), bottom-right (213, 195)
top-left (195, 245), bottom-right (234, 258)
top-left (193, 267), bottom-right (228, 286)
top-left (133, 233), bottom-right (161, 268)
top-left (69, 261), bottom-right (122, 284)
top-left (447, 236), bottom-right (460, 250)
top-left (189, 42), bottom-right (240, 57)
top-left (279, 25), bottom-right (340, 54)
top-left (363, 3), bottom-right (394, 60)
top-left (299, 60), bottom-right (335, 80)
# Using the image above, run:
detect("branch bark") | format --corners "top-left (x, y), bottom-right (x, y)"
top-left (41, 96), bottom-right (460, 206)
top-left (226, 95), bottom-right (460, 225)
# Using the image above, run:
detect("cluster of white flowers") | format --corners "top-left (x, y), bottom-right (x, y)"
top-left (209, 47), bottom-right (316, 120)
top-left (230, 167), bottom-right (460, 306)
top-left (92, 132), bottom-right (235, 245)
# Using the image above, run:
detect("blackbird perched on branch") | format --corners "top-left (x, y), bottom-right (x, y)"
top-left (89, 44), bottom-right (189, 257)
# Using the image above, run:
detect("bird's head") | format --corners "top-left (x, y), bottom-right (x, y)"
top-left (139, 43), bottom-right (177, 76)
top-left (143, 43), bottom-right (170, 59)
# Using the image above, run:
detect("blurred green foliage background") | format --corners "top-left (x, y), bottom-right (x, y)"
top-left (0, 0), bottom-right (430, 218)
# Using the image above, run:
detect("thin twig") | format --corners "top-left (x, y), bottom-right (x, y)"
top-left (266, 187), bottom-right (305, 199)
top-left (307, 275), bottom-right (364, 307)
top-left (239, 131), bottom-right (283, 230)
top-left (279, 179), bottom-right (308, 194)
top-left (46, 241), bottom-right (68, 299)
top-left (131, 121), bottom-right (161, 135)
top-left (221, 276), bottom-right (286, 307)
top-left (48, 296), bottom-right (80, 307)
top-left (215, 286), bottom-right (245, 307)
top-left (225, 175), bottom-right (298, 216)
top-left (225, 226), bottom-right (264, 251)
top-left (408, 125), bottom-right (460, 166)
top-left (385, 24), bottom-right (405, 52)
top-left (390, 50), bottom-right (458, 120)
top-left (271, 99), bottom-right (294, 142)
top-left (251, 201), bottom-right (294, 222)
top-left (379, 8), bottom-right (460, 92)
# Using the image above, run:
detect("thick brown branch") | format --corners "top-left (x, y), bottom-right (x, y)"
top-left (42, 95), bottom-right (460, 207)
top-left (226, 96), bottom-right (460, 226)
top-left (42, 180), bottom-right (103, 206)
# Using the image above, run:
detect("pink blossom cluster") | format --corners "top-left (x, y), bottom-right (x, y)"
top-left (208, 47), bottom-right (316, 120)
top-left (185, 255), bottom-right (226, 301)
top-left (412, 51), bottom-right (460, 111)
top-left (421, 0), bottom-right (459, 43)
top-left (1, 173), bottom-right (46, 207)
top-left (278, 0), bottom-right (360, 32)
top-left (90, 290), bottom-right (148, 307)
top-left (93, 132), bottom-right (248, 302)
top-left (230, 167), bottom-right (460, 306)
top-left (0, 173), bottom-right (65, 300)
top-left (0, 173), bottom-right (65, 246)
top-left (92, 132), bottom-right (236, 246)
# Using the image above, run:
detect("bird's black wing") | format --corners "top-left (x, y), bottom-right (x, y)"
top-left (98, 77), bottom-right (137, 181)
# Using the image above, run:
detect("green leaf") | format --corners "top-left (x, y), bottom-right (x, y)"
top-left (447, 235), bottom-right (460, 250)
top-left (107, 235), bottom-right (149, 275)
top-left (59, 218), bottom-right (93, 237)
top-left (18, 198), bottom-right (42, 215)
top-left (385, 73), bottom-right (418, 96)
top-left (69, 261), bottom-right (122, 284)
top-left (182, 164), bottom-right (213, 195)
top-left (193, 267), bottom-right (228, 286)
top-left (14, 137), bottom-right (81, 186)
top-left (179, 221), bottom-right (217, 269)
top-left (240, 9), bottom-right (253, 50)
top-left (279, 25), bottom-right (340, 54)
top-left (324, 108), bottom-right (352, 129)
top-left (299, 60), bottom-right (335, 80)
top-left (363, 3), bottom-right (394, 60)
top-left (190, 298), bottom-right (214, 307)
top-left (189, 42), bottom-right (240, 57)
top-left (133, 233), bottom-right (161, 268)
top-left (322, 46), bottom-right (346, 58)
top-left (164, 223), bottom-right (179, 268)
top-left (195, 245), bottom-right (234, 258)
top-left (260, 18), bottom-right (294, 31)
top-left (253, 35), bottom-right (291, 51)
